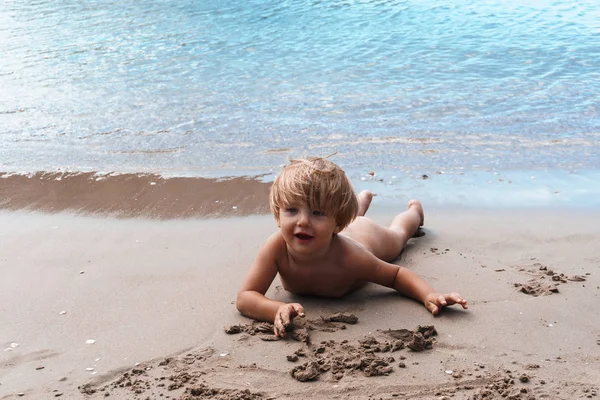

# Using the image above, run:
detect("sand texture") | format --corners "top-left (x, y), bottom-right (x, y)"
top-left (1, 209), bottom-right (599, 399)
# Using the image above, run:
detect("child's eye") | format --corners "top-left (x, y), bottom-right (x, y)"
top-left (285, 207), bottom-right (298, 213)
top-left (312, 210), bottom-right (324, 216)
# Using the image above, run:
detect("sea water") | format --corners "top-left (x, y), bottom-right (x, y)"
top-left (1, 0), bottom-right (599, 206)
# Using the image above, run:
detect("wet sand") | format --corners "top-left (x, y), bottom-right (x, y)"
top-left (0, 172), bottom-right (270, 218)
top-left (1, 204), bottom-right (599, 398)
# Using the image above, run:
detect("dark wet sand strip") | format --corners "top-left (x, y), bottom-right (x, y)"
top-left (0, 172), bottom-right (271, 218)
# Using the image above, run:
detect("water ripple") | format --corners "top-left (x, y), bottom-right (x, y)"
top-left (0, 0), bottom-right (599, 174)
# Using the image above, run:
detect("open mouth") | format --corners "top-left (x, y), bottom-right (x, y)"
top-left (294, 233), bottom-right (313, 240)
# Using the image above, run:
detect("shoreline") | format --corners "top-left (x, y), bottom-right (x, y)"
top-left (1, 209), bottom-right (599, 399)
top-left (2, 169), bottom-right (599, 221)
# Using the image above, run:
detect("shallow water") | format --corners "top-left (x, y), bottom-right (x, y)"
top-left (1, 0), bottom-right (599, 206)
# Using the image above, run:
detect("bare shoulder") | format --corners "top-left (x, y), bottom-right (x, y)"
top-left (261, 231), bottom-right (288, 263)
top-left (238, 231), bottom-right (287, 295)
top-left (336, 234), bottom-right (399, 287)
top-left (336, 234), bottom-right (378, 268)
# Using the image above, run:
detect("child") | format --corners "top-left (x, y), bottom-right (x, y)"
top-left (237, 157), bottom-right (467, 337)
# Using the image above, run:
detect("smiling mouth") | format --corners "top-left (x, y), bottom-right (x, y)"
top-left (295, 233), bottom-right (313, 240)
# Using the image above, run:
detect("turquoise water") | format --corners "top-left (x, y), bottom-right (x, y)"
top-left (1, 0), bottom-right (599, 206)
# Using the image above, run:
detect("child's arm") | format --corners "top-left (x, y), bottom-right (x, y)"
top-left (391, 266), bottom-right (467, 314)
top-left (353, 249), bottom-right (467, 314)
top-left (236, 233), bottom-right (305, 336)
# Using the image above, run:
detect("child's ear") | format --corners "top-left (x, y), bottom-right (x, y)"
top-left (333, 225), bottom-right (342, 235)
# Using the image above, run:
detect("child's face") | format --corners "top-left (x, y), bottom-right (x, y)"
top-left (278, 202), bottom-right (340, 257)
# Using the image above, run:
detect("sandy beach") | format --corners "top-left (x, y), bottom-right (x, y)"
top-left (1, 192), bottom-right (599, 399)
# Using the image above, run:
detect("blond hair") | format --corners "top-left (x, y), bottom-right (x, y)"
top-left (270, 157), bottom-right (358, 230)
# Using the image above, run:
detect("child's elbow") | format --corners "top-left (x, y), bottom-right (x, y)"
top-left (236, 291), bottom-right (250, 315)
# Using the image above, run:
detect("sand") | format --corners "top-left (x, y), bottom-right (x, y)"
top-left (0, 172), bottom-right (270, 219)
top-left (1, 205), bottom-right (600, 399)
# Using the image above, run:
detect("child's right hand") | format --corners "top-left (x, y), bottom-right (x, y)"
top-left (274, 303), bottom-right (305, 337)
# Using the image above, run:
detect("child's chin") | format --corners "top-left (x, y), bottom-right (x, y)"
top-left (291, 239), bottom-right (316, 250)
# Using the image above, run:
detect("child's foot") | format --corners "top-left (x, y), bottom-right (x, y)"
top-left (407, 199), bottom-right (424, 226)
top-left (407, 200), bottom-right (425, 237)
top-left (357, 190), bottom-right (373, 216)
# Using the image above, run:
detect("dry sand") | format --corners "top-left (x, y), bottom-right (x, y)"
top-left (1, 204), bottom-right (600, 399)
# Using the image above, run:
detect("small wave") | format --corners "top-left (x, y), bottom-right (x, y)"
top-left (110, 147), bottom-right (184, 155)
top-left (265, 147), bottom-right (292, 154)
top-left (0, 108), bottom-right (26, 115)
top-left (309, 137), bottom-right (442, 149)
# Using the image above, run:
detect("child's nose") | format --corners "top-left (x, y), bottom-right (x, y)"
top-left (297, 211), bottom-right (310, 226)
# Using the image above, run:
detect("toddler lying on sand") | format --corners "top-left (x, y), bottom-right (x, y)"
top-left (237, 157), bottom-right (467, 337)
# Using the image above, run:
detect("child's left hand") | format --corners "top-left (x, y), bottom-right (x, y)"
top-left (424, 292), bottom-right (468, 315)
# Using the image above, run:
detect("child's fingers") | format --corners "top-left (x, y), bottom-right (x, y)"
top-left (274, 306), bottom-right (293, 337)
top-left (445, 293), bottom-right (468, 309)
top-left (274, 316), bottom-right (286, 337)
top-left (291, 303), bottom-right (306, 318)
top-left (444, 293), bottom-right (461, 303)
top-left (437, 295), bottom-right (447, 307)
top-left (425, 302), bottom-right (439, 315)
top-left (279, 309), bottom-right (291, 327)
top-left (274, 304), bottom-right (305, 337)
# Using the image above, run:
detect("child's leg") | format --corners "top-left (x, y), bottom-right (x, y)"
top-left (390, 200), bottom-right (424, 237)
top-left (356, 190), bottom-right (373, 217)
top-left (341, 200), bottom-right (424, 262)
